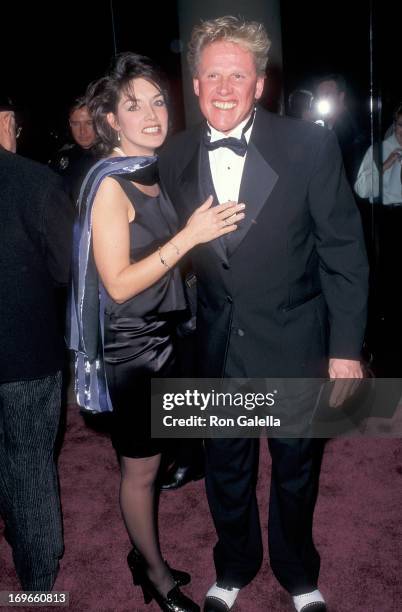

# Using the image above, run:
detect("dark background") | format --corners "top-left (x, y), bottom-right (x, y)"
top-left (2, 0), bottom-right (183, 160)
top-left (1, 0), bottom-right (398, 161)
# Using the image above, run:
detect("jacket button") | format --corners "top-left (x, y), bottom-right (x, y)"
top-left (222, 262), bottom-right (230, 270)
top-left (226, 295), bottom-right (233, 304)
top-left (237, 328), bottom-right (245, 336)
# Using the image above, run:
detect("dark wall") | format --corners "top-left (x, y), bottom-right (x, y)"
top-left (2, 1), bottom-right (183, 162)
top-left (280, 0), bottom-right (400, 137)
top-left (2, 1), bottom-right (398, 161)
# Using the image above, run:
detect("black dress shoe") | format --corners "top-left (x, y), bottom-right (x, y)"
top-left (127, 547), bottom-right (199, 611)
top-left (142, 582), bottom-right (200, 612)
top-left (127, 546), bottom-right (190, 587)
top-left (292, 590), bottom-right (326, 611)
top-left (203, 582), bottom-right (240, 611)
top-left (160, 464), bottom-right (205, 491)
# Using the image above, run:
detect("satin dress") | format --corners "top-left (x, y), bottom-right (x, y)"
top-left (103, 177), bottom-right (186, 457)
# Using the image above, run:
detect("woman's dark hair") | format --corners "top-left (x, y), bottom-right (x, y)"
top-left (86, 52), bottom-right (169, 157)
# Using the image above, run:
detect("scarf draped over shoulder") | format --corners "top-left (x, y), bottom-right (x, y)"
top-left (67, 155), bottom-right (158, 412)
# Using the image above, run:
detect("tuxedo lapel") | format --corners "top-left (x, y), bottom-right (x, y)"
top-left (158, 184), bottom-right (180, 234)
top-left (226, 133), bottom-right (279, 258)
top-left (198, 144), bottom-right (230, 265)
top-left (178, 136), bottom-right (229, 265)
top-left (176, 146), bottom-right (202, 216)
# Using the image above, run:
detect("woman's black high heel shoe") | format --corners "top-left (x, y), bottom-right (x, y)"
top-left (140, 579), bottom-right (200, 611)
top-left (127, 548), bottom-right (199, 611)
top-left (127, 546), bottom-right (190, 587)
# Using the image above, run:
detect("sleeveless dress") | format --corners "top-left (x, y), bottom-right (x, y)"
top-left (103, 177), bottom-right (186, 457)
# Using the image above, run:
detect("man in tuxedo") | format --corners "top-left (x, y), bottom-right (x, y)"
top-left (159, 16), bottom-right (368, 612)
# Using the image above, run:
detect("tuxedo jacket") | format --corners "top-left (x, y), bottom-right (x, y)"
top-left (159, 109), bottom-right (369, 377)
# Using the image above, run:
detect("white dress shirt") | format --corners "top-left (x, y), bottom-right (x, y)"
top-left (354, 133), bottom-right (402, 204)
top-left (208, 114), bottom-right (254, 204)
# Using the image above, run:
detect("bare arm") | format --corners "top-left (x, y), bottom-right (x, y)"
top-left (92, 177), bottom-right (245, 303)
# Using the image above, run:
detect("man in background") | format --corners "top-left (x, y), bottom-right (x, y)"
top-left (315, 74), bottom-right (364, 184)
top-left (50, 97), bottom-right (97, 203)
top-left (0, 94), bottom-right (73, 590)
top-left (288, 88), bottom-right (315, 121)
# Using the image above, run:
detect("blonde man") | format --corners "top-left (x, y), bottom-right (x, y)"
top-left (160, 16), bottom-right (368, 612)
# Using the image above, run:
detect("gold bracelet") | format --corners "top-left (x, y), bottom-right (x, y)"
top-left (168, 240), bottom-right (180, 255)
top-left (158, 246), bottom-right (171, 269)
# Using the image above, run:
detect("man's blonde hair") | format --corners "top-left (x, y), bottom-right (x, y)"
top-left (188, 15), bottom-right (271, 77)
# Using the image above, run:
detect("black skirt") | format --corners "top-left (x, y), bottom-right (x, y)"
top-left (104, 312), bottom-right (178, 458)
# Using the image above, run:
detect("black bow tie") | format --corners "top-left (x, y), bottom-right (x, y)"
top-left (203, 109), bottom-right (256, 157)
top-left (204, 134), bottom-right (248, 156)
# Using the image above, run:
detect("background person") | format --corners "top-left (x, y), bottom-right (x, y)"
top-left (314, 73), bottom-right (364, 184)
top-left (0, 94), bottom-right (73, 591)
top-left (49, 97), bottom-right (98, 203)
top-left (355, 104), bottom-right (402, 346)
top-left (287, 88), bottom-right (315, 121)
top-left (354, 104), bottom-right (402, 204)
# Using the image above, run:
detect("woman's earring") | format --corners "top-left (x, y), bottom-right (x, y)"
top-left (117, 131), bottom-right (121, 142)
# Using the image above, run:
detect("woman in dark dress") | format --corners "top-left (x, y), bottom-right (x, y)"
top-left (70, 53), bottom-right (245, 611)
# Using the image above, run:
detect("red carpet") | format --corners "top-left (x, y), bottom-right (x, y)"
top-left (1, 405), bottom-right (401, 611)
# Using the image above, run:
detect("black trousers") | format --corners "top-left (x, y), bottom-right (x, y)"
top-left (205, 436), bottom-right (322, 595)
top-left (0, 373), bottom-right (64, 590)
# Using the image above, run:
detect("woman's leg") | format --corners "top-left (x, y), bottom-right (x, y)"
top-left (120, 454), bottom-right (175, 596)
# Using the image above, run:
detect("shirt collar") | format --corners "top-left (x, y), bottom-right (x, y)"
top-left (389, 132), bottom-right (401, 148)
top-left (208, 110), bottom-right (255, 144)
